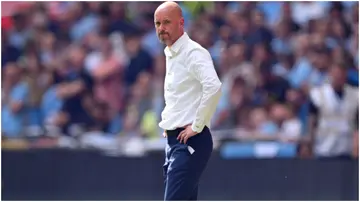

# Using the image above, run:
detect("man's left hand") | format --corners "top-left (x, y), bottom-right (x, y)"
top-left (178, 124), bottom-right (198, 144)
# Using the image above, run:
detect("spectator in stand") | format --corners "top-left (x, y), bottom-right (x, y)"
top-left (2, 30), bottom-right (21, 67)
top-left (2, 63), bottom-right (29, 137)
top-left (52, 45), bottom-right (94, 136)
top-left (84, 33), bottom-right (125, 113)
top-left (308, 62), bottom-right (358, 158)
top-left (123, 31), bottom-right (154, 87)
top-left (21, 49), bottom-right (52, 131)
top-left (7, 12), bottom-right (30, 50)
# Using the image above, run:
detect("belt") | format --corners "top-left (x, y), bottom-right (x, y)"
top-left (165, 128), bottom-right (185, 137)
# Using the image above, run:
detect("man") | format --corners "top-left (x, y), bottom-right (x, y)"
top-left (53, 45), bottom-right (94, 136)
top-left (308, 62), bottom-right (358, 159)
top-left (154, 2), bottom-right (222, 200)
top-left (2, 63), bottom-right (29, 137)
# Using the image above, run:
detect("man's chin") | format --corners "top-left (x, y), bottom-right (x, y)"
top-left (158, 38), bottom-right (167, 44)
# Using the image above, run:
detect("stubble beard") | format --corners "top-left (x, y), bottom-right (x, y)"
top-left (158, 34), bottom-right (167, 44)
top-left (158, 38), bottom-right (165, 44)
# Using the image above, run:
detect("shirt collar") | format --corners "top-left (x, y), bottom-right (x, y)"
top-left (164, 32), bottom-right (189, 57)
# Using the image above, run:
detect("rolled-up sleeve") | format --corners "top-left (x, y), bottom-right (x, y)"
top-left (187, 48), bottom-right (222, 133)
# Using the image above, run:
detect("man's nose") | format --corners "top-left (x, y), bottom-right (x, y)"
top-left (158, 25), bottom-right (166, 32)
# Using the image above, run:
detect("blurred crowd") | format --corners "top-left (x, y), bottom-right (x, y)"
top-left (1, 2), bottom-right (359, 158)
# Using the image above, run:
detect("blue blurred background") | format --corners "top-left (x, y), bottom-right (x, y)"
top-left (1, 1), bottom-right (359, 200)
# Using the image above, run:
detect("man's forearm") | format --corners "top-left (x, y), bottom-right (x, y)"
top-left (307, 115), bottom-right (316, 153)
top-left (353, 130), bottom-right (358, 158)
top-left (191, 81), bottom-right (222, 133)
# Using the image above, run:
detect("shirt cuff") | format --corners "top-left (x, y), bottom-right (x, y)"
top-left (191, 121), bottom-right (205, 133)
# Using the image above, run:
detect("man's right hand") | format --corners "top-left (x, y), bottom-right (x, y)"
top-left (163, 131), bottom-right (167, 138)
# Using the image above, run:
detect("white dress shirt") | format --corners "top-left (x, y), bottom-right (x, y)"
top-left (159, 32), bottom-right (222, 133)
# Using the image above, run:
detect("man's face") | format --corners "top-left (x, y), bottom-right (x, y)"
top-left (330, 66), bottom-right (347, 87)
top-left (68, 46), bottom-right (85, 69)
top-left (5, 64), bottom-right (21, 84)
top-left (154, 7), bottom-right (183, 45)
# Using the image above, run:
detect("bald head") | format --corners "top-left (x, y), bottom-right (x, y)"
top-left (155, 1), bottom-right (183, 18)
top-left (154, 1), bottom-right (184, 46)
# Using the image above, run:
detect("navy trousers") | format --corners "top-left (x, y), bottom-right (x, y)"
top-left (163, 126), bottom-right (213, 201)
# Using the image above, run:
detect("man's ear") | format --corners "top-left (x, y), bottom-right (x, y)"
top-left (180, 17), bottom-right (185, 27)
